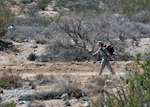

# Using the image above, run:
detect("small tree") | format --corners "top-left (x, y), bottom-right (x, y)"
top-left (0, 1), bottom-right (14, 39)
top-left (59, 12), bottom-right (111, 53)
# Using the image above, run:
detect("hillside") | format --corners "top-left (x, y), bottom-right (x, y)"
top-left (0, 41), bottom-right (134, 74)
top-left (0, 0), bottom-right (150, 107)
top-left (0, 41), bottom-right (139, 107)
top-left (4, 0), bottom-right (150, 61)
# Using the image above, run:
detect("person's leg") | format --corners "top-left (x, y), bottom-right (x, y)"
top-left (99, 58), bottom-right (106, 75)
top-left (106, 61), bottom-right (115, 74)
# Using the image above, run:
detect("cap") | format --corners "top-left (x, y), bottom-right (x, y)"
top-left (97, 41), bottom-right (103, 45)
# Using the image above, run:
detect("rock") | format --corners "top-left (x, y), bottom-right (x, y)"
top-left (84, 101), bottom-right (90, 107)
top-left (18, 101), bottom-right (27, 104)
top-left (61, 93), bottom-right (69, 100)
top-left (64, 101), bottom-right (71, 106)
top-left (31, 45), bottom-right (38, 48)
top-left (138, 38), bottom-right (150, 46)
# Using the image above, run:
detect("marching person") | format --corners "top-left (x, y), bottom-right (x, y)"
top-left (92, 41), bottom-right (115, 75)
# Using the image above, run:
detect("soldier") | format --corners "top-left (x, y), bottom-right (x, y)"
top-left (92, 41), bottom-right (115, 75)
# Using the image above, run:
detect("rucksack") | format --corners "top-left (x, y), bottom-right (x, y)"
top-left (104, 44), bottom-right (114, 55)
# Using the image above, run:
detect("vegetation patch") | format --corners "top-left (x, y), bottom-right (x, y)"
top-left (91, 53), bottom-right (150, 107)
top-left (0, 69), bottom-right (22, 89)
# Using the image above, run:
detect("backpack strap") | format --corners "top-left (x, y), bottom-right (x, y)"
top-left (100, 47), bottom-right (108, 57)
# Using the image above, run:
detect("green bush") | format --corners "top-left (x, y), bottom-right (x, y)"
top-left (0, 101), bottom-right (16, 107)
top-left (7, 102), bottom-right (16, 107)
top-left (92, 53), bottom-right (150, 107)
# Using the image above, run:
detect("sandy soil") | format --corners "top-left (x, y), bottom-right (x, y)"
top-left (0, 41), bottom-right (134, 76)
top-left (0, 41), bottom-right (138, 107)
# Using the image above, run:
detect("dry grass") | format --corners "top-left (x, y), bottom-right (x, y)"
top-left (15, 35), bottom-right (26, 42)
top-left (0, 69), bottom-right (22, 89)
top-left (34, 36), bottom-right (49, 44)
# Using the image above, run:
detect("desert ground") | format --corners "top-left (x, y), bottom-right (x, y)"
top-left (0, 41), bottom-right (134, 75)
top-left (0, 0), bottom-right (149, 106)
top-left (0, 41), bottom-right (137, 107)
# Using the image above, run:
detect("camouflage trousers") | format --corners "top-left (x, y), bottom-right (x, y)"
top-left (99, 57), bottom-right (115, 75)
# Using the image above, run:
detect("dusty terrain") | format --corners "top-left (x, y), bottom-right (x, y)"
top-left (0, 41), bottom-right (133, 75)
top-left (0, 41), bottom-right (137, 107)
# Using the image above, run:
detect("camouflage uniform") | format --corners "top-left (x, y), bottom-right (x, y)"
top-left (93, 45), bottom-right (115, 75)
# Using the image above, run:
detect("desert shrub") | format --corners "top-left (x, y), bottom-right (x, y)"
top-left (120, 0), bottom-right (150, 17)
top-left (27, 53), bottom-right (38, 61)
top-left (20, 0), bottom-right (33, 4)
top-left (36, 54), bottom-right (51, 62)
top-left (34, 36), bottom-right (48, 44)
top-left (0, 101), bottom-right (16, 107)
top-left (14, 35), bottom-right (26, 42)
top-left (116, 54), bottom-right (134, 61)
top-left (65, 1), bottom-right (97, 11)
top-left (84, 76), bottom-right (108, 96)
top-left (46, 42), bottom-right (91, 62)
top-left (8, 26), bottom-right (44, 39)
top-left (59, 13), bottom-right (149, 62)
top-left (14, 17), bottom-right (52, 27)
top-left (0, 3), bottom-right (14, 41)
top-left (0, 40), bottom-right (13, 51)
top-left (101, 0), bottom-right (150, 17)
top-left (35, 74), bottom-right (55, 85)
top-left (0, 69), bottom-right (22, 89)
top-left (55, 0), bottom-right (150, 16)
top-left (61, 47), bottom-right (91, 62)
top-left (19, 90), bottom-right (64, 101)
top-left (110, 14), bottom-right (150, 39)
top-left (59, 13), bottom-right (110, 52)
top-left (37, 0), bottom-right (52, 10)
top-left (55, 0), bottom-right (99, 12)
top-left (27, 101), bottom-right (45, 107)
top-left (57, 75), bottom-right (84, 98)
top-left (136, 15), bottom-right (150, 24)
top-left (92, 53), bottom-right (150, 107)
top-left (19, 75), bottom-right (85, 101)
top-left (8, 17), bottom-right (55, 40)
top-left (133, 11), bottom-right (150, 23)
top-left (0, 6), bottom-right (13, 38)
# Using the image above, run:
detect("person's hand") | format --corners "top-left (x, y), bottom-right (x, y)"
top-left (92, 54), bottom-right (96, 57)
top-left (109, 55), bottom-right (113, 61)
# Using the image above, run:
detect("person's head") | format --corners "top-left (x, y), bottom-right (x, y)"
top-left (97, 41), bottom-right (103, 47)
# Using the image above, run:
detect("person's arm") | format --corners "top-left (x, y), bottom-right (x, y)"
top-left (92, 49), bottom-right (100, 56)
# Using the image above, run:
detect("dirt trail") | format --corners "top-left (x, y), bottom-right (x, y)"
top-left (0, 41), bottom-right (136, 78)
top-left (0, 42), bottom-right (139, 107)
top-left (0, 60), bottom-right (133, 79)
